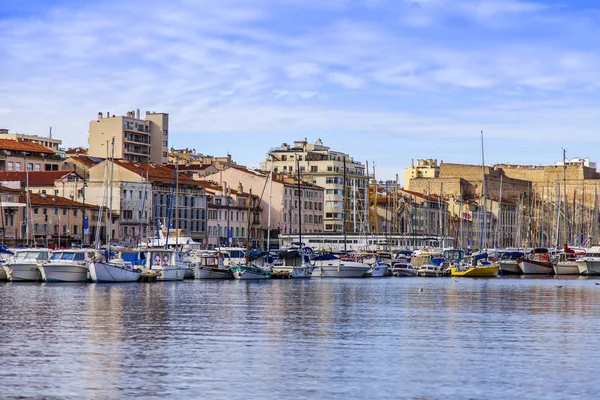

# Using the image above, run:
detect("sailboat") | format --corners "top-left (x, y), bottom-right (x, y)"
top-left (231, 187), bottom-right (272, 280)
top-left (451, 131), bottom-right (499, 278)
top-left (312, 156), bottom-right (371, 278)
top-left (89, 138), bottom-right (142, 283)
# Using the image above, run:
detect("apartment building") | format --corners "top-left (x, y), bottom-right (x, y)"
top-left (88, 110), bottom-right (169, 165)
top-left (0, 138), bottom-right (61, 172)
top-left (0, 128), bottom-right (63, 154)
top-left (261, 139), bottom-right (366, 234)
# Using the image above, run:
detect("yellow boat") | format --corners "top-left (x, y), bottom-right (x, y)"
top-left (450, 265), bottom-right (499, 277)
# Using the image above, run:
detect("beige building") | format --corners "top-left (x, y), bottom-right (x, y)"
top-left (0, 128), bottom-right (63, 155)
top-left (404, 159), bottom-right (440, 188)
top-left (0, 138), bottom-right (61, 172)
top-left (260, 139), bottom-right (367, 234)
top-left (88, 110), bottom-right (169, 165)
top-left (200, 166), bottom-right (325, 248)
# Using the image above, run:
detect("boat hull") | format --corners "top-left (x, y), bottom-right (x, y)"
top-left (365, 265), bottom-right (387, 277)
top-left (577, 259), bottom-right (600, 276)
top-left (518, 259), bottom-right (553, 275)
top-left (39, 264), bottom-right (89, 282)
top-left (0, 266), bottom-right (7, 281)
top-left (231, 266), bottom-right (270, 280)
top-left (553, 262), bottom-right (579, 275)
top-left (499, 260), bottom-right (522, 275)
top-left (290, 266), bottom-right (313, 279)
top-left (312, 262), bottom-right (370, 278)
top-left (393, 268), bottom-right (417, 277)
top-left (450, 265), bottom-right (499, 277)
top-left (155, 266), bottom-right (187, 281)
top-left (4, 264), bottom-right (43, 282)
top-left (89, 262), bottom-right (141, 283)
top-left (194, 266), bottom-right (232, 279)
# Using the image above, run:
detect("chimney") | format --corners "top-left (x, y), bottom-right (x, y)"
top-left (238, 182), bottom-right (243, 194)
top-left (107, 111), bottom-right (110, 118)
top-left (136, 109), bottom-right (140, 119)
top-left (223, 181), bottom-right (228, 195)
top-left (98, 112), bottom-right (103, 120)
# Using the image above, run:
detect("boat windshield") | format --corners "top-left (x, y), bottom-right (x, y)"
top-left (50, 252), bottom-right (63, 260)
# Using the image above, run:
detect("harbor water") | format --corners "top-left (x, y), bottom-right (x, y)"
top-left (1, 277), bottom-right (600, 399)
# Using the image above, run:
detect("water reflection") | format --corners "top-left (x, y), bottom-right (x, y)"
top-left (2, 278), bottom-right (600, 398)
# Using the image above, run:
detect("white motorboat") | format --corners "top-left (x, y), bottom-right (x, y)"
top-left (230, 264), bottom-right (271, 280)
top-left (39, 249), bottom-right (97, 282)
top-left (576, 246), bottom-right (600, 275)
top-left (312, 254), bottom-right (371, 278)
top-left (272, 250), bottom-right (314, 279)
top-left (417, 263), bottom-right (445, 277)
top-left (416, 255), bottom-right (446, 277)
top-left (3, 249), bottom-right (51, 282)
top-left (390, 259), bottom-right (417, 277)
top-left (143, 249), bottom-right (188, 281)
top-left (193, 252), bottom-right (232, 279)
top-left (364, 263), bottom-right (387, 277)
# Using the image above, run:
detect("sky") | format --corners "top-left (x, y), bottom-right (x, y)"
top-left (1, 0), bottom-right (600, 182)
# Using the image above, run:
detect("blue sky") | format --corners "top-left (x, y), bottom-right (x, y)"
top-left (1, 0), bottom-right (600, 182)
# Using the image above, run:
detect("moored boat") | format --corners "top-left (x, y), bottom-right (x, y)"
top-left (39, 249), bottom-right (97, 282)
top-left (3, 249), bottom-right (49, 282)
top-left (193, 252), bottom-right (232, 279)
top-left (312, 254), bottom-right (371, 278)
top-left (143, 249), bottom-right (188, 281)
top-left (576, 246), bottom-right (600, 275)
top-left (231, 264), bottom-right (271, 280)
top-left (518, 248), bottom-right (553, 275)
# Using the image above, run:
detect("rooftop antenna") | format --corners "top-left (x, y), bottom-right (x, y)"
top-left (49, 127), bottom-right (52, 139)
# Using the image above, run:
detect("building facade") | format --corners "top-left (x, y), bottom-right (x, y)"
top-left (88, 110), bottom-right (169, 165)
top-left (261, 139), bottom-right (366, 234)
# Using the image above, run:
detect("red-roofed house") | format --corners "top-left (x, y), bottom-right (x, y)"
top-left (0, 135), bottom-right (62, 172)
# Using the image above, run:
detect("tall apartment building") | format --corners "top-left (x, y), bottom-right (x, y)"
top-left (261, 139), bottom-right (367, 233)
top-left (88, 110), bottom-right (169, 165)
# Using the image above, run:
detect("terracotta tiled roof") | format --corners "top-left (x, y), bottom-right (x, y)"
top-left (22, 193), bottom-right (100, 209)
top-left (0, 170), bottom-right (81, 186)
top-left (65, 147), bottom-right (88, 155)
top-left (400, 189), bottom-right (445, 203)
top-left (0, 185), bottom-right (23, 193)
top-left (0, 138), bottom-right (55, 154)
top-left (113, 160), bottom-right (197, 185)
top-left (66, 155), bottom-right (103, 168)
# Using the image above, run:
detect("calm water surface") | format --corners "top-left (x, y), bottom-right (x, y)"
top-left (1, 277), bottom-right (600, 399)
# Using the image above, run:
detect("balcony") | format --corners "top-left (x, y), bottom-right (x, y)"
top-left (124, 146), bottom-right (149, 155)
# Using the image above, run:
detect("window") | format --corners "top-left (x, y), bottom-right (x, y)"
top-left (139, 191), bottom-right (142, 200)
top-left (15, 162), bottom-right (21, 171)
top-left (163, 130), bottom-right (168, 135)
top-left (74, 209), bottom-right (78, 217)
top-left (33, 207), bottom-right (39, 215)
top-left (62, 209), bottom-right (67, 216)
top-left (163, 152), bottom-right (168, 157)
top-left (7, 162), bottom-right (13, 171)
top-left (162, 141), bottom-right (168, 147)
top-left (310, 166), bottom-right (318, 172)
top-left (27, 163), bottom-right (33, 171)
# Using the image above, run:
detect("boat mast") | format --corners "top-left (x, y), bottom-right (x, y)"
top-left (266, 154), bottom-right (273, 252)
top-left (480, 130), bottom-right (487, 252)
top-left (563, 148), bottom-right (568, 247)
top-left (175, 162), bottom-right (179, 248)
top-left (343, 157), bottom-right (347, 252)
top-left (297, 156), bottom-right (302, 249)
top-left (245, 187), bottom-right (252, 265)
top-left (108, 138), bottom-right (115, 256)
top-left (164, 166), bottom-right (176, 250)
